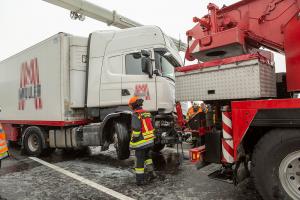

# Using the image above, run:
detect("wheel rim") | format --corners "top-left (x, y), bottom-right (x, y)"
top-left (28, 134), bottom-right (39, 152)
top-left (279, 150), bottom-right (300, 200)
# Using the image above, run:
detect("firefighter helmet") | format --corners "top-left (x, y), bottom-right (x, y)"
top-left (128, 96), bottom-right (143, 109)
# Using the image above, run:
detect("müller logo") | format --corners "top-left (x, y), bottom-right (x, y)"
top-left (134, 84), bottom-right (150, 100)
top-left (18, 58), bottom-right (42, 110)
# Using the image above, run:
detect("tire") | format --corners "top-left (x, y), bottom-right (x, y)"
top-left (152, 143), bottom-right (165, 152)
top-left (23, 126), bottom-right (45, 156)
top-left (252, 129), bottom-right (300, 200)
top-left (113, 121), bottom-right (130, 160)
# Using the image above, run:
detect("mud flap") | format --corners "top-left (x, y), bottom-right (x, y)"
top-left (205, 130), bottom-right (222, 163)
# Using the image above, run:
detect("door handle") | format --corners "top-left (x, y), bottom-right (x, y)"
top-left (122, 89), bottom-right (131, 96)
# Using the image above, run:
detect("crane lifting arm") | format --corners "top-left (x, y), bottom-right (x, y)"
top-left (43, 0), bottom-right (187, 51)
top-left (186, 0), bottom-right (300, 92)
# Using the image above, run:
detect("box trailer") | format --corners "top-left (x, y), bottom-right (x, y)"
top-left (0, 26), bottom-right (183, 158)
top-left (0, 33), bottom-right (87, 123)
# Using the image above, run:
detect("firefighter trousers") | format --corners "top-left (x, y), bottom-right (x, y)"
top-left (135, 147), bottom-right (154, 182)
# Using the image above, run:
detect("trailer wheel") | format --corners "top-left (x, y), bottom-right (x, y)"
top-left (113, 121), bottom-right (130, 160)
top-left (252, 129), bottom-right (300, 200)
top-left (152, 144), bottom-right (165, 153)
top-left (23, 126), bottom-right (45, 156)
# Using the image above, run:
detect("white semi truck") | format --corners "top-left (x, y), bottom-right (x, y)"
top-left (0, 26), bottom-right (182, 159)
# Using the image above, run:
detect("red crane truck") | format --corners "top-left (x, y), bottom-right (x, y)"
top-left (175, 0), bottom-right (300, 199)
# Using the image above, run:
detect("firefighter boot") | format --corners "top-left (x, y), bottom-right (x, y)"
top-left (145, 158), bottom-right (156, 181)
top-left (147, 170), bottom-right (157, 181)
top-left (136, 173), bottom-right (147, 186)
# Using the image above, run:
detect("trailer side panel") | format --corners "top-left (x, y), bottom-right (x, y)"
top-left (0, 34), bottom-right (67, 122)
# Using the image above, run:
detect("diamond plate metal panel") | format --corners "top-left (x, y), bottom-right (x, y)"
top-left (175, 59), bottom-right (276, 101)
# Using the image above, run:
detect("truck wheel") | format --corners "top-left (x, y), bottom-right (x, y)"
top-left (23, 126), bottom-right (45, 156)
top-left (113, 121), bottom-right (130, 160)
top-left (252, 129), bottom-right (300, 200)
top-left (152, 144), bottom-right (165, 152)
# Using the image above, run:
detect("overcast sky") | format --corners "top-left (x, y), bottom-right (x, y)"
top-left (0, 0), bottom-right (286, 72)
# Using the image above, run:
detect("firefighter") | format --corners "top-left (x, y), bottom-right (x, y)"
top-left (186, 102), bottom-right (208, 145)
top-left (128, 96), bottom-right (156, 186)
top-left (187, 102), bottom-right (208, 121)
top-left (0, 124), bottom-right (9, 168)
top-left (187, 102), bottom-right (201, 121)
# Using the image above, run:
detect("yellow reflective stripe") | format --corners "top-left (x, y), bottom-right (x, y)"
top-left (143, 130), bottom-right (154, 136)
top-left (132, 131), bottom-right (141, 137)
top-left (130, 138), bottom-right (154, 148)
top-left (141, 113), bottom-right (151, 118)
top-left (143, 130), bottom-right (154, 140)
top-left (143, 134), bottom-right (154, 140)
top-left (0, 151), bottom-right (8, 156)
top-left (132, 131), bottom-right (140, 135)
top-left (130, 138), bottom-right (153, 146)
top-left (0, 151), bottom-right (8, 159)
top-left (145, 159), bottom-right (153, 165)
top-left (135, 168), bottom-right (144, 174)
top-left (142, 119), bottom-right (149, 132)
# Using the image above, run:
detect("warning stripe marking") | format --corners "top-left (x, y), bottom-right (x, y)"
top-left (222, 113), bottom-right (232, 129)
top-left (222, 143), bottom-right (234, 163)
top-left (29, 157), bottom-right (135, 200)
top-left (222, 122), bottom-right (233, 137)
top-left (222, 127), bottom-right (233, 140)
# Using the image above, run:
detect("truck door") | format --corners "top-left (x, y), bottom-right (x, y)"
top-left (121, 51), bottom-right (157, 111)
top-left (99, 55), bottom-right (122, 106)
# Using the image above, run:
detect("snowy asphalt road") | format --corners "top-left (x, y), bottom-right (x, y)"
top-left (0, 145), bottom-right (262, 200)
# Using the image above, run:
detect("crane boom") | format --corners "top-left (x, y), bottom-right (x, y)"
top-left (42, 0), bottom-right (187, 51)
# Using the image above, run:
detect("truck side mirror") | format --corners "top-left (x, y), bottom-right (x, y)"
top-left (142, 56), bottom-right (153, 78)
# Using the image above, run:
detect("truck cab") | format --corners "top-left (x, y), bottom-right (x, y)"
top-left (83, 26), bottom-right (182, 156)
top-left (86, 25), bottom-right (182, 114)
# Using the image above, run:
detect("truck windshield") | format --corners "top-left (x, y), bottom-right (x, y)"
top-left (155, 50), bottom-right (179, 81)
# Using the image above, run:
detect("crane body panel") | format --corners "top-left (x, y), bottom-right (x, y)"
top-left (186, 0), bottom-right (300, 91)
